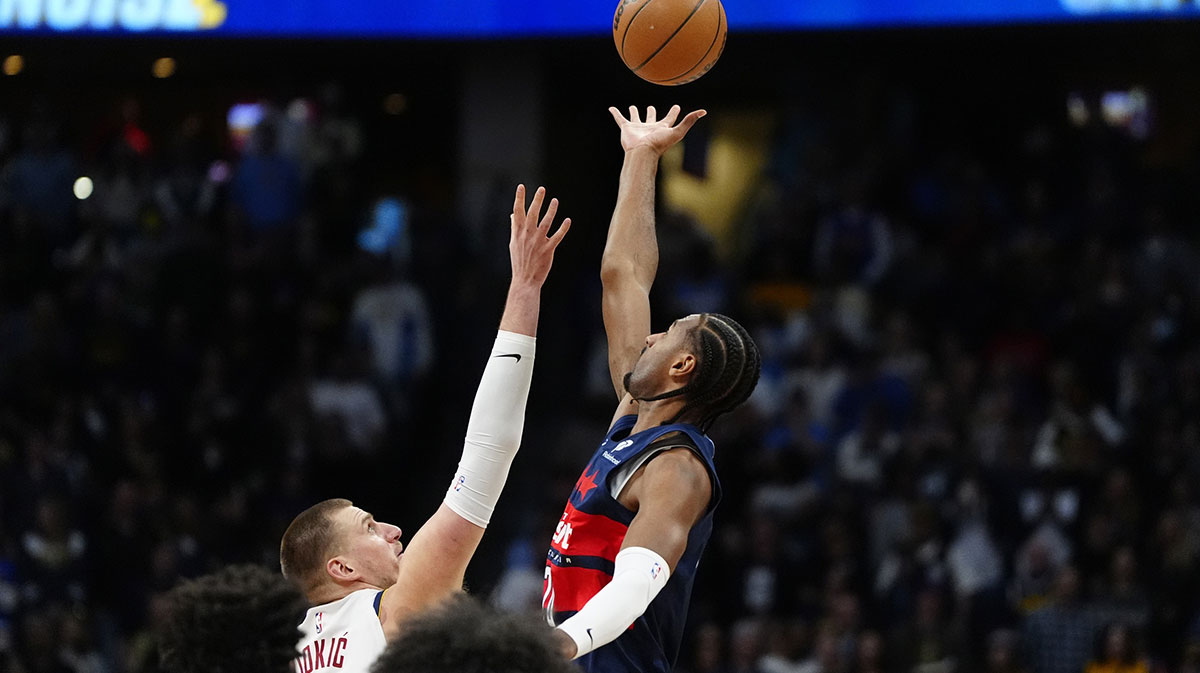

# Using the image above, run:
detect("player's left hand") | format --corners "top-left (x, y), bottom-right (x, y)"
top-left (510, 184), bottom-right (571, 288)
top-left (609, 104), bottom-right (706, 156)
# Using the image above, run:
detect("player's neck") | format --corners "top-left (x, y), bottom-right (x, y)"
top-left (308, 579), bottom-right (378, 606)
top-left (631, 398), bottom-right (691, 434)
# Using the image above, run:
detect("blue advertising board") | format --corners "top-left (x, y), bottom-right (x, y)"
top-left (0, 0), bottom-right (1197, 37)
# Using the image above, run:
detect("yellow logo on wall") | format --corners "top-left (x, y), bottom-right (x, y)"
top-left (195, 0), bottom-right (227, 28)
top-left (0, 0), bottom-right (229, 31)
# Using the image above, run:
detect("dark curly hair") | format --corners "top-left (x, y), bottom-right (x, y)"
top-left (158, 564), bottom-right (308, 673)
top-left (371, 595), bottom-right (578, 673)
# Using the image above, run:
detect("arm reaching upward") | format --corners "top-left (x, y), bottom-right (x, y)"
top-left (380, 185), bottom-right (570, 636)
top-left (600, 105), bottom-right (706, 412)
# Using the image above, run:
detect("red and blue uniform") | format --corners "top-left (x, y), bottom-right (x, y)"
top-left (543, 414), bottom-right (721, 673)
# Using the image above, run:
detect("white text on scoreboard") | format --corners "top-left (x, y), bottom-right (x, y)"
top-left (0, 0), bottom-right (226, 31)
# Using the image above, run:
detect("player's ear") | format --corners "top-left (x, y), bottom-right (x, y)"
top-left (671, 353), bottom-right (696, 379)
top-left (326, 556), bottom-right (358, 582)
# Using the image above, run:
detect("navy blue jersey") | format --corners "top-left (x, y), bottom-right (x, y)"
top-left (544, 415), bottom-right (722, 673)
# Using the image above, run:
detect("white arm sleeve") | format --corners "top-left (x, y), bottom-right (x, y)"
top-left (443, 330), bottom-right (535, 528)
top-left (556, 547), bottom-right (671, 659)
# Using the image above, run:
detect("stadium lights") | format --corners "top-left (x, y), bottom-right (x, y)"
top-left (3, 55), bottom-right (23, 76)
top-left (152, 57), bottom-right (176, 79)
top-left (74, 177), bottom-right (94, 200)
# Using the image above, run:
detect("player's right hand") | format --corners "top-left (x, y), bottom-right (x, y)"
top-left (509, 184), bottom-right (571, 288)
top-left (609, 104), bottom-right (706, 156)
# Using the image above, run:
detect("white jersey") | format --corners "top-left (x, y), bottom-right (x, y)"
top-left (295, 589), bottom-right (387, 673)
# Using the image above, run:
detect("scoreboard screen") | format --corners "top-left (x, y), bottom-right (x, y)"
top-left (1, 0), bottom-right (1197, 37)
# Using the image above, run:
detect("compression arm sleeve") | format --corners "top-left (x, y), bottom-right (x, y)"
top-left (556, 547), bottom-right (671, 659)
top-left (443, 330), bottom-right (536, 528)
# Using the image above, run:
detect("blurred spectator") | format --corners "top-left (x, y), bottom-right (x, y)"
top-left (231, 119), bottom-right (303, 232)
top-left (812, 180), bottom-right (893, 287)
top-left (759, 619), bottom-right (809, 673)
top-left (887, 589), bottom-right (957, 673)
top-left (795, 625), bottom-right (842, 673)
top-left (20, 497), bottom-right (87, 606)
top-left (1023, 566), bottom-right (1097, 673)
top-left (59, 611), bottom-right (108, 673)
top-left (1084, 623), bottom-right (1149, 673)
top-left (308, 352), bottom-right (388, 456)
top-left (984, 629), bottom-right (1028, 673)
top-left (1093, 546), bottom-right (1150, 630)
top-left (1011, 524), bottom-right (1072, 615)
top-left (4, 117), bottom-right (77, 239)
top-left (679, 623), bottom-right (729, 673)
top-left (489, 538), bottom-right (545, 615)
top-left (729, 619), bottom-right (768, 673)
top-left (852, 630), bottom-right (887, 673)
top-left (349, 256), bottom-right (434, 392)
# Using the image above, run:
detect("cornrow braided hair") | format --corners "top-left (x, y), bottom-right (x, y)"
top-left (158, 564), bottom-right (308, 673)
top-left (640, 313), bottom-right (761, 432)
top-left (687, 313), bottom-right (761, 431)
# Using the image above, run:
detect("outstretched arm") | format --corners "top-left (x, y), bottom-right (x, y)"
top-left (380, 185), bottom-right (570, 636)
top-left (601, 105), bottom-right (706, 416)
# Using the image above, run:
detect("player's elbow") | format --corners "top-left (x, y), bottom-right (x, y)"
top-left (601, 262), bottom-right (654, 299)
top-left (599, 258), bottom-right (637, 287)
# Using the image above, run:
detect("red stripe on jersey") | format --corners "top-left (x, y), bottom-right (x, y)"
top-left (547, 565), bottom-right (616, 613)
top-left (550, 501), bottom-right (629, 559)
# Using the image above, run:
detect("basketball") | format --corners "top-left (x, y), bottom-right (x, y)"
top-left (613, 0), bottom-right (727, 86)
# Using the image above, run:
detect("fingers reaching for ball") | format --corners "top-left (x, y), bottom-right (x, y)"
top-left (609, 105), bottom-right (708, 156)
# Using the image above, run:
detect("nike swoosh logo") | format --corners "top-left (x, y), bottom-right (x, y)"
top-left (495, 353), bottom-right (522, 362)
top-left (586, 628), bottom-right (594, 645)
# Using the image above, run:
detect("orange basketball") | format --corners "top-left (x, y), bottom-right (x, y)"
top-left (613, 0), bottom-right (727, 86)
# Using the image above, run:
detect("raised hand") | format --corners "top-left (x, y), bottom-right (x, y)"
top-left (510, 184), bottom-right (571, 288)
top-left (608, 104), bottom-right (707, 156)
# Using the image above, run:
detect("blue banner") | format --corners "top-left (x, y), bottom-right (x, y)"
top-left (1, 0), bottom-right (1197, 37)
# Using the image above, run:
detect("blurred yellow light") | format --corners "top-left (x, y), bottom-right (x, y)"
top-left (152, 57), bottom-right (176, 79)
top-left (383, 93), bottom-right (408, 115)
top-left (3, 55), bottom-right (23, 76)
top-left (74, 177), bottom-right (94, 201)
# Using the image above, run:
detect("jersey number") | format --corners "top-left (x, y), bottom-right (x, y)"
top-left (542, 565), bottom-right (556, 626)
top-left (552, 520), bottom-right (574, 550)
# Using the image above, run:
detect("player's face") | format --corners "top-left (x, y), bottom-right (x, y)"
top-left (626, 314), bottom-right (703, 399)
top-left (334, 506), bottom-right (404, 589)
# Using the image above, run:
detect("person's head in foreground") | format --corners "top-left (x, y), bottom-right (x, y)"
top-left (280, 498), bottom-right (404, 602)
top-left (158, 564), bottom-right (308, 673)
top-left (371, 595), bottom-right (577, 673)
top-left (624, 312), bottom-right (761, 431)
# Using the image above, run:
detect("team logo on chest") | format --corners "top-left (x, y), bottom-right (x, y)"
top-left (571, 467), bottom-right (600, 505)
top-left (601, 438), bottom-right (635, 466)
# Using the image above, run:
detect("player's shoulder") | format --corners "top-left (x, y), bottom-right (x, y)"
top-left (308, 588), bottom-right (384, 618)
top-left (641, 447), bottom-right (710, 485)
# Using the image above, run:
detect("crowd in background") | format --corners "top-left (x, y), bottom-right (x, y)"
top-left (2, 62), bottom-right (1200, 673)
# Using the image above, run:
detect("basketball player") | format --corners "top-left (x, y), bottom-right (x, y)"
top-left (543, 105), bottom-right (761, 672)
top-left (281, 184), bottom-right (571, 673)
